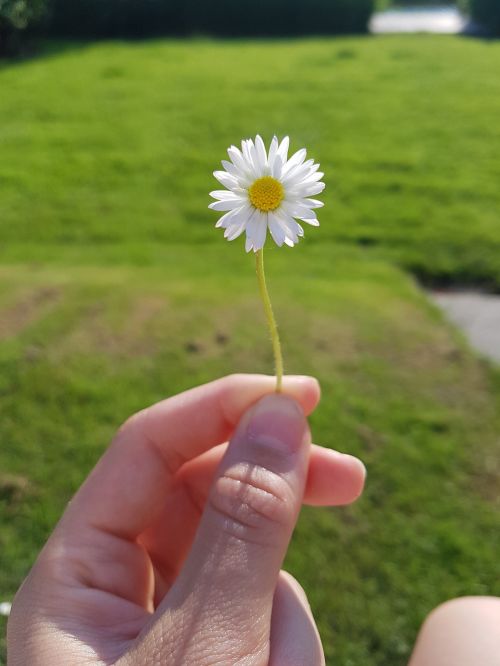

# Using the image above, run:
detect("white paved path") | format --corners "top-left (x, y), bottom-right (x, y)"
top-left (371, 6), bottom-right (466, 34)
top-left (431, 291), bottom-right (500, 364)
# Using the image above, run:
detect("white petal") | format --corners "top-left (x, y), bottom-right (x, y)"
top-left (249, 141), bottom-right (262, 177)
top-left (254, 135), bottom-right (268, 172)
top-left (283, 221), bottom-right (300, 243)
top-left (245, 208), bottom-right (260, 252)
top-left (209, 190), bottom-right (244, 201)
top-left (277, 136), bottom-right (290, 163)
top-left (245, 209), bottom-right (268, 252)
top-left (228, 145), bottom-right (251, 176)
top-left (268, 135), bottom-right (279, 170)
top-left (213, 170), bottom-right (238, 189)
top-left (252, 212), bottom-right (268, 251)
top-left (292, 208), bottom-right (316, 223)
top-left (300, 171), bottom-right (324, 184)
top-left (243, 139), bottom-right (261, 178)
top-left (271, 155), bottom-right (283, 179)
top-left (295, 221), bottom-right (305, 236)
top-left (215, 207), bottom-right (242, 229)
top-left (216, 202), bottom-right (252, 229)
top-left (242, 139), bottom-right (253, 163)
top-left (225, 219), bottom-right (248, 240)
top-left (241, 139), bottom-right (253, 162)
top-left (221, 160), bottom-right (252, 188)
top-left (298, 161), bottom-right (319, 177)
top-left (285, 200), bottom-right (321, 226)
top-left (304, 198), bottom-right (324, 209)
top-left (283, 201), bottom-right (317, 221)
top-left (221, 159), bottom-right (242, 178)
top-left (281, 165), bottom-right (314, 188)
top-left (268, 211), bottom-right (286, 247)
top-left (282, 148), bottom-right (307, 176)
top-left (305, 181), bottom-right (326, 196)
top-left (209, 198), bottom-right (246, 212)
top-left (276, 211), bottom-right (304, 243)
top-left (289, 181), bottom-right (325, 197)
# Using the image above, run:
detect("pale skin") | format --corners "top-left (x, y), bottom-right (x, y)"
top-left (7, 374), bottom-right (364, 665)
top-left (7, 374), bottom-right (500, 665)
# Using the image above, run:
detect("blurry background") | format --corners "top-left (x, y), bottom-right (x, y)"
top-left (1, 1), bottom-right (499, 664)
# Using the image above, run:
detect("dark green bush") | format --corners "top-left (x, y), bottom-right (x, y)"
top-left (46, 0), bottom-right (374, 38)
top-left (467, 0), bottom-right (500, 35)
top-left (0, 0), bottom-right (48, 55)
top-left (48, 0), bottom-right (185, 38)
top-left (188, 0), bottom-right (374, 37)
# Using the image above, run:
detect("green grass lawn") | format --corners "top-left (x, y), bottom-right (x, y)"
top-left (1, 36), bottom-right (500, 665)
top-left (1, 35), bottom-right (500, 287)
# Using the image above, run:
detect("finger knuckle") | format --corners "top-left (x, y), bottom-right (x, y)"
top-left (209, 463), bottom-right (294, 543)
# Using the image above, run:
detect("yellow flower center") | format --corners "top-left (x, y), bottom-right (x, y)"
top-left (248, 176), bottom-right (284, 212)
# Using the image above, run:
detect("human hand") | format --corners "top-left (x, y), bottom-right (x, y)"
top-left (7, 374), bottom-right (365, 665)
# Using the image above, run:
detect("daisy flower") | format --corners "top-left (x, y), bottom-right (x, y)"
top-left (209, 135), bottom-right (325, 252)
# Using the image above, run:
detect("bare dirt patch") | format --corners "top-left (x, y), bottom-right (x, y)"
top-left (0, 287), bottom-right (61, 342)
top-left (59, 295), bottom-right (168, 359)
top-left (0, 474), bottom-right (31, 507)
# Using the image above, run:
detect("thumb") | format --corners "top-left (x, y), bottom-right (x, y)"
top-left (154, 394), bottom-right (310, 664)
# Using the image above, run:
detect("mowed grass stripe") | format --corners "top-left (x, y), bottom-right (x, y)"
top-left (0, 249), bottom-right (498, 664)
top-left (0, 36), bottom-right (500, 285)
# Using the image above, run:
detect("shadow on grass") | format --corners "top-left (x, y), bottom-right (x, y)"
top-left (0, 30), bottom-right (379, 69)
top-left (0, 39), bottom-right (93, 70)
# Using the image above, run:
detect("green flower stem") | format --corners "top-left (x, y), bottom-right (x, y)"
top-left (255, 248), bottom-right (283, 393)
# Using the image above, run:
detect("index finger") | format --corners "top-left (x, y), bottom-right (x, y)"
top-left (64, 374), bottom-right (320, 540)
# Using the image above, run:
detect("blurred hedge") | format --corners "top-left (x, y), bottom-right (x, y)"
top-left (467, 0), bottom-right (500, 35)
top-left (47, 0), bottom-right (374, 38)
top-left (0, 0), bottom-right (48, 55)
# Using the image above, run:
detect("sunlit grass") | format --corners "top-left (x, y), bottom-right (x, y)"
top-left (1, 247), bottom-right (499, 664)
top-left (1, 36), bottom-right (500, 664)
top-left (0, 36), bottom-right (500, 286)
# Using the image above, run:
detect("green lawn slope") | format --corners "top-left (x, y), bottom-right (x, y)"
top-left (1, 247), bottom-right (499, 664)
top-left (0, 36), bottom-right (499, 665)
top-left (0, 36), bottom-right (499, 287)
